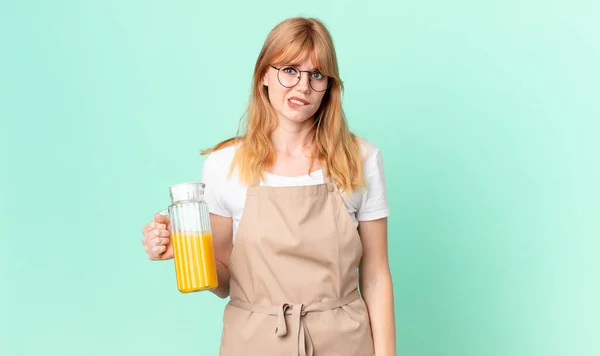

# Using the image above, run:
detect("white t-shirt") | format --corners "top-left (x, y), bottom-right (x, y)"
top-left (200, 138), bottom-right (389, 242)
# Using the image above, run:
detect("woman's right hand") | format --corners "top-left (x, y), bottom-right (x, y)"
top-left (141, 214), bottom-right (173, 260)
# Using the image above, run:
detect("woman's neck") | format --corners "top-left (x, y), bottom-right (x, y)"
top-left (270, 119), bottom-right (316, 158)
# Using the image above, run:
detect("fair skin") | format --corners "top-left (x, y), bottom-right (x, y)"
top-left (141, 57), bottom-right (395, 355)
top-left (358, 217), bottom-right (397, 356)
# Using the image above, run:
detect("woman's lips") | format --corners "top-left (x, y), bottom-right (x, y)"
top-left (288, 96), bottom-right (310, 107)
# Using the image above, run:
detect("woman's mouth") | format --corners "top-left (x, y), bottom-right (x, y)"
top-left (288, 97), bottom-right (310, 108)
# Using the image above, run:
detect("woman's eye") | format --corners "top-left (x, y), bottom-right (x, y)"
top-left (312, 72), bottom-right (324, 80)
top-left (282, 67), bottom-right (298, 75)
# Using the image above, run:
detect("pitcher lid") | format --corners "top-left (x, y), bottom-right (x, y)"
top-left (169, 182), bottom-right (205, 202)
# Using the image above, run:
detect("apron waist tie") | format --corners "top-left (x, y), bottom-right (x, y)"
top-left (229, 289), bottom-right (360, 356)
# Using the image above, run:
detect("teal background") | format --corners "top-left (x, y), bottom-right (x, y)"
top-left (1, 0), bottom-right (598, 355)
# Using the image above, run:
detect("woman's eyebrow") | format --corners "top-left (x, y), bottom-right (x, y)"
top-left (289, 63), bottom-right (319, 71)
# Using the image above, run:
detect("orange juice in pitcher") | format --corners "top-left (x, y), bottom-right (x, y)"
top-left (171, 231), bottom-right (218, 292)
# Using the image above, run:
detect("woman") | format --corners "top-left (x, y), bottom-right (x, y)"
top-left (141, 17), bottom-right (396, 356)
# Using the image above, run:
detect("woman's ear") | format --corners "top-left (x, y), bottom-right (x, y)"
top-left (262, 72), bottom-right (268, 86)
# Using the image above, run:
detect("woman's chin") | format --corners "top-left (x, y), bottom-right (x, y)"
top-left (282, 115), bottom-right (314, 125)
top-left (276, 110), bottom-right (314, 125)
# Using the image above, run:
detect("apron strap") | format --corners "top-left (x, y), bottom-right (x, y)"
top-left (228, 290), bottom-right (360, 356)
top-left (323, 171), bottom-right (336, 192)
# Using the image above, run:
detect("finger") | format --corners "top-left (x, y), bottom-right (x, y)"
top-left (154, 214), bottom-right (170, 224)
top-left (148, 229), bottom-right (170, 240)
top-left (151, 237), bottom-right (170, 247)
top-left (142, 223), bottom-right (151, 234)
top-left (152, 244), bottom-right (167, 256)
top-left (145, 245), bottom-right (160, 260)
top-left (150, 222), bottom-right (167, 230)
top-left (146, 244), bottom-right (164, 259)
top-left (142, 229), bottom-right (165, 246)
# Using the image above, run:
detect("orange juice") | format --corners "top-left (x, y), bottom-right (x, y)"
top-left (171, 231), bottom-right (218, 293)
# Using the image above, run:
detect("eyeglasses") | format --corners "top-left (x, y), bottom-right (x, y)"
top-left (270, 65), bottom-right (329, 92)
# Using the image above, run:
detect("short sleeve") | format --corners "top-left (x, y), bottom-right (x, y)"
top-left (356, 149), bottom-right (390, 221)
top-left (200, 153), bottom-right (232, 217)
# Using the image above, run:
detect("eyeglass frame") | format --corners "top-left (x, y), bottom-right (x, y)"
top-left (269, 65), bottom-right (330, 92)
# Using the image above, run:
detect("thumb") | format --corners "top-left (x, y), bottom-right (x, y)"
top-left (154, 213), bottom-right (170, 225)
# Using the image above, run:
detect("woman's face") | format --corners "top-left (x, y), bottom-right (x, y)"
top-left (263, 58), bottom-right (328, 126)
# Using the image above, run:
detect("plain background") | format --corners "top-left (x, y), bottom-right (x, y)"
top-left (1, 1), bottom-right (598, 355)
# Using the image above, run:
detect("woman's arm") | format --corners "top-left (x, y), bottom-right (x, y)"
top-left (358, 217), bottom-right (396, 356)
top-left (210, 213), bottom-right (234, 299)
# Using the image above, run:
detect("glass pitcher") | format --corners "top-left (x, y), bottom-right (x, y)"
top-left (158, 182), bottom-right (218, 293)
